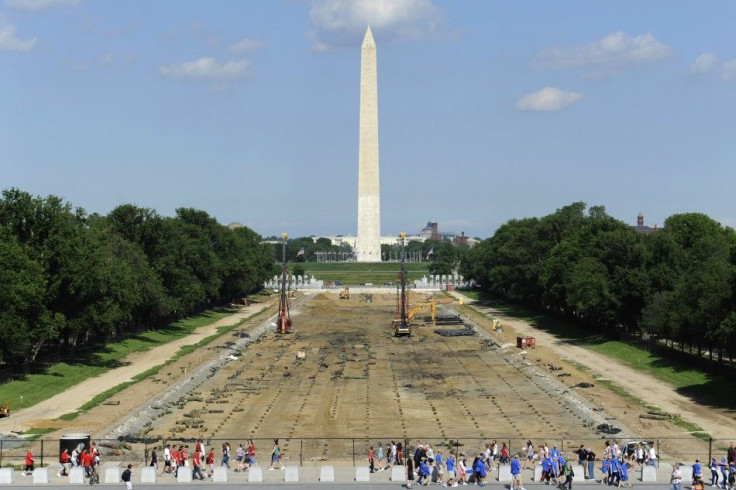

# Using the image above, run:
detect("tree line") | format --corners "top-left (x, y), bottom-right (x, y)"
top-left (0, 189), bottom-right (274, 366)
top-left (459, 202), bottom-right (736, 362)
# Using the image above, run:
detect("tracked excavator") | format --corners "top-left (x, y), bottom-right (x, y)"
top-left (393, 232), bottom-right (411, 337)
top-left (276, 232), bottom-right (292, 334)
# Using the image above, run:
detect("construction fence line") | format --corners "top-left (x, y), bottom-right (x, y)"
top-left (0, 436), bottom-right (731, 469)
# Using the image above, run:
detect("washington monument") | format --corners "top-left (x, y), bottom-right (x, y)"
top-left (356, 26), bottom-right (382, 263)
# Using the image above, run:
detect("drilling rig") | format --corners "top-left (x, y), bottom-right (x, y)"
top-left (393, 232), bottom-right (411, 337)
top-left (276, 232), bottom-right (293, 334)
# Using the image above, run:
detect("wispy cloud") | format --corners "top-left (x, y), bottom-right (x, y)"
top-left (689, 53), bottom-right (718, 74)
top-left (308, 0), bottom-right (443, 52)
top-left (0, 22), bottom-right (36, 51)
top-left (5, 0), bottom-right (78, 10)
top-left (688, 53), bottom-right (736, 82)
top-left (158, 57), bottom-right (250, 81)
top-left (230, 38), bottom-right (261, 53)
top-left (533, 31), bottom-right (673, 72)
top-left (516, 87), bottom-right (582, 112)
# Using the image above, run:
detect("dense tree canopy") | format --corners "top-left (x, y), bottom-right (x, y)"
top-left (460, 203), bottom-right (736, 360)
top-left (0, 189), bottom-right (273, 365)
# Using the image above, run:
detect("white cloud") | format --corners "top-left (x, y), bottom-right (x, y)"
top-left (158, 57), bottom-right (250, 81)
top-left (721, 60), bottom-right (736, 81)
top-left (516, 87), bottom-right (583, 112)
top-left (689, 53), bottom-right (718, 74)
top-left (0, 22), bottom-right (36, 51)
top-left (533, 31), bottom-right (673, 71)
top-left (230, 38), bottom-right (261, 53)
top-left (308, 0), bottom-right (442, 52)
top-left (5, 0), bottom-right (78, 10)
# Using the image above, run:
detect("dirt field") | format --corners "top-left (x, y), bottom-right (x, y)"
top-left (3, 290), bottom-right (733, 466)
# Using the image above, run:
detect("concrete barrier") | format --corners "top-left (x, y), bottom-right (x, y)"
top-left (534, 464), bottom-right (543, 481)
top-left (320, 466), bottom-right (334, 482)
top-left (69, 467), bottom-right (85, 484)
top-left (391, 465), bottom-right (405, 481)
top-left (32, 468), bottom-right (48, 484)
top-left (248, 466), bottom-right (262, 482)
top-left (679, 466), bottom-right (692, 482)
top-left (355, 466), bottom-right (370, 482)
top-left (573, 465), bottom-right (585, 482)
top-left (0, 468), bottom-right (14, 484)
top-left (140, 466), bottom-right (156, 483)
top-left (642, 465), bottom-right (657, 482)
top-left (177, 468), bottom-right (193, 483)
top-left (284, 466), bottom-right (299, 482)
top-left (213, 467), bottom-right (228, 482)
top-left (104, 467), bottom-right (120, 483)
top-left (498, 464), bottom-right (512, 482)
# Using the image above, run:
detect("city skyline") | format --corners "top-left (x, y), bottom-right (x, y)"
top-left (2, 1), bottom-right (735, 240)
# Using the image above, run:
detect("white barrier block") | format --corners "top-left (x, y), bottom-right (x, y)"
top-left (498, 464), bottom-right (512, 482)
top-left (679, 466), bottom-right (692, 482)
top-left (391, 465), bottom-right (405, 481)
top-left (140, 466), bottom-right (156, 483)
top-left (534, 465), bottom-right (543, 481)
top-left (69, 467), bottom-right (85, 484)
top-left (284, 466), bottom-right (299, 482)
top-left (105, 467), bottom-right (120, 484)
top-left (32, 468), bottom-right (48, 484)
top-left (642, 465), bottom-right (657, 482)
top-left (0, 468), bottom-right (14, 484)
top-left (248, 466), bottom-right (263, 482)
top-left (213, 467), bottom-right (228, 483)
top-left (355, 466), bottom-right (370, 482)
top-left (573, 465), bottom-right (585, 482)
top-left (177, 468), bottom-right (193, 483)
top-left (319, 466), bottom-right (334, 482)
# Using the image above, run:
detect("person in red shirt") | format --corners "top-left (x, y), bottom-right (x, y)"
top-left (192, 449), bottom-right (205, 480)
top-left (181, 445), bottom-right (189, 468)
top-left (59, 448), bottom-right (71, 476)
top-left (170, 446), bottom-right (180, 477)
top-left (24, 449), bottom-right (34, 475)
top-left (206, 448), bottom-right (215, 477)
top-left (81, 450), bottom-right (92, 478)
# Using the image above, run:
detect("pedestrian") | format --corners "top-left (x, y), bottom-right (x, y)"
top-left (59, 448), bottom-right (71, 477)
top-left (206, 448), bottom-right (215, 477)
top-left (563, 457), bottom-right (574, 490)
top-left (23, 448), bottom-right (34, 476)
top-left (475, 454), bottom-right (488, 487)
top-left (445, 452), bottom-right (457, 487)
top-left (269, 438), bottom-right (284, 470)
top-left (435, 449), bottom-right (444, 483)
top-left (191, 450), bottom-right (206, 480)
top-left (671, 464), bottom-right (683, 490)
top-left (720, 459), bottom-right (729, 489)
top-left (458, 454), bottom-right (468, 485)
top-left (406, 457), bottom-right (415, 488)
top-left (646, 445), bottom-right (658, 468)
top-left (524, 441), bottom-right (536, 470)
top-left (368, 446), bottom-right (375, 473)
top-left (587, 449), bottom-right (597, 481)
top-left (121, 464), bottom-right (132, 490)
top-left (377, 443), bottom-right (384, 469)
top-left (610, 454), bottom-right (621, 487)
top-left (417, 458), bottom-right (431, 486)
top-left (163, 444), bottom-right (171, 474)
top-left (221, 442), bottom-right (230, 469)
top-left (149, 446), bottom-right (158, 473)
top-left (511, 455), bottom-right (527, 490)
top-left (694, 459), bottom-right (703, 485)
top-left (235, 444), bottom-right (245, 472)
top-left (246, 439), bottom-right (257, 468)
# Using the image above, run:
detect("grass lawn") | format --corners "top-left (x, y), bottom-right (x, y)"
top-left (300, 261), bottom-right (430, 285)
top-left (1, 307), bottom-right (242, 411)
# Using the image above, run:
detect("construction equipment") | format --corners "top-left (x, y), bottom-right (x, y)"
top-left (393, 232), bottom-right (411, 337)
top-left (339, 287), bottom-right (350, 300)
top-left (276, 232), bottom-right (293, 334)
top-left (0, 400), bottom-right (9, 418)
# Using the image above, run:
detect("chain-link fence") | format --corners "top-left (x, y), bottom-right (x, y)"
top-left (0, 436), bottom-right (732, 469)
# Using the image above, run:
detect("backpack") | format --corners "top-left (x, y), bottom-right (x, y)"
top-left (121, 469), bottom-right (131, 482)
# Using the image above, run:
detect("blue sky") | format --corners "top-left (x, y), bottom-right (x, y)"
top-left (2, 0), bottom-right (735, 239)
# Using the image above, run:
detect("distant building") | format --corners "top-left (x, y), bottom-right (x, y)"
top-left (634, 212), bottom-right (658, 234)
top-left (453, 231), bottom-right (469, 245)
top-left (420, 221), bottom-right (440, 241)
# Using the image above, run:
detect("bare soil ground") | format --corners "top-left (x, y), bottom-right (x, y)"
top-left (3, 291), bottom-right (733, 466)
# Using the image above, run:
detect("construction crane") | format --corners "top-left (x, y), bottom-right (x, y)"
top-left (393, 232), bottom-right (411, 336)
top-left (276, 232), bottom-right (293, 334)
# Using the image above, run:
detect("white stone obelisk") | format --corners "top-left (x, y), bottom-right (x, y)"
top-left (356, 26), bottom-right (382, 263)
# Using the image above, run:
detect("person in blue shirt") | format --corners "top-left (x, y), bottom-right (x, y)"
top-left (719, 459), bottom-right (728, 489)
top-left (551, 446), bottom-right (560, 460)
top-left (620, 459), bottom-right (631, 488)
top-left (445, 454), bottom-right (456, 487)
top-left (710, 458), bottom-right (719, 487)
top-left (601, 458), bottom-right (611, 486)
top-left (475, 455), bottom-right (487, 487)
top-left (435, 451), bottom-right (443, 484)
top-left (542, 457), bottom-right (551, 484)
top-left (693, 459), bottom-right (702, 485)
top-left (610, 456), bottom-right (621, 486)
top-left (511, 455), bottom-right (527, 490)
top-left (417, 458), bottom-right (431, 486)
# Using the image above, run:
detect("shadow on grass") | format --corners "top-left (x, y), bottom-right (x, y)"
top-left (481, 297), bottom-right (736, 413)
